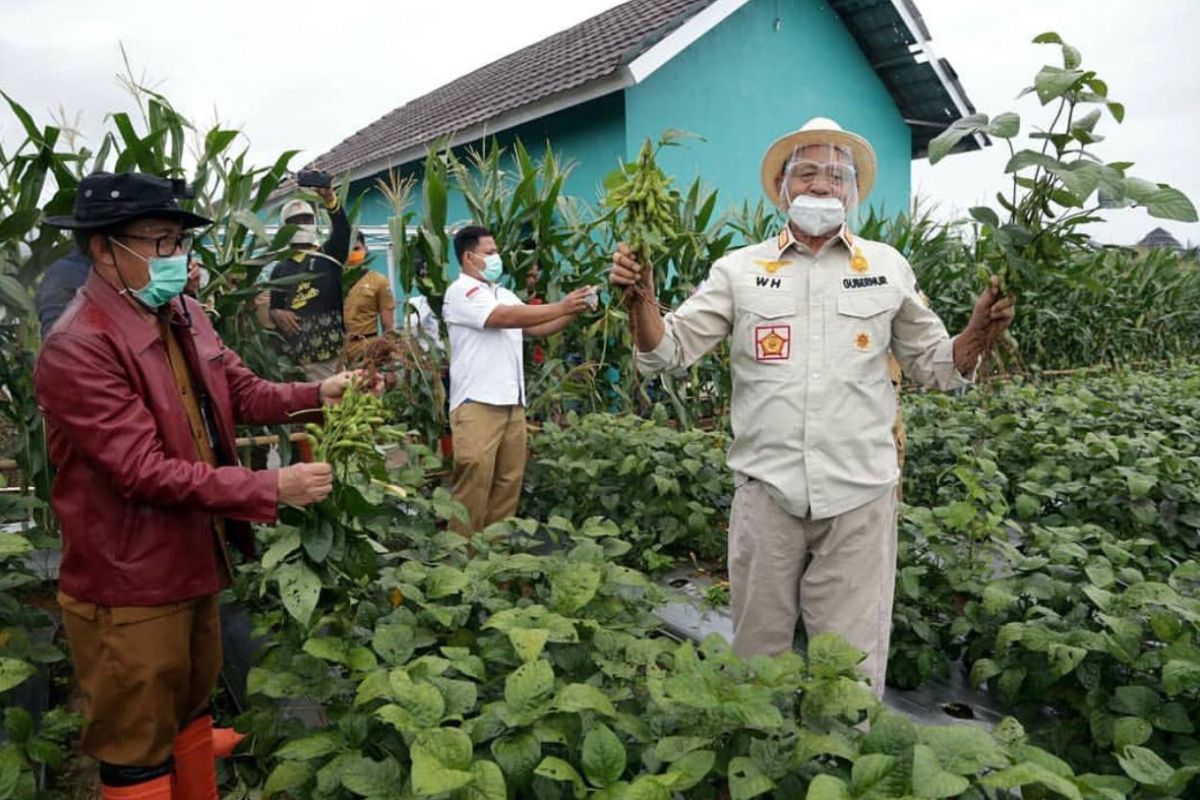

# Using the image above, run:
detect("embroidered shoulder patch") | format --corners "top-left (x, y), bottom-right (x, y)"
top-left (850, 246), bottom-right (870, 274)
top-left (756, 259), bottom-right (790, 274)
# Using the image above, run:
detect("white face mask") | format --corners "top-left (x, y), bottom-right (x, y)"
top-left (788, 195), bottom-right (845, 237)
top-left (289, 225), bottom-right (319, 247)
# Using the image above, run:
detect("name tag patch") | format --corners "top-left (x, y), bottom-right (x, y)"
top-left (755, 324), bottom-right (791, 361)
top-left (754, 275), bottom-right (786, 289)
top-left (842, 275), bottom-right (888, 290)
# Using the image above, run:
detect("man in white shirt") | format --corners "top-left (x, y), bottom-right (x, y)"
top-left (442, 226), bottom-right (593, 533)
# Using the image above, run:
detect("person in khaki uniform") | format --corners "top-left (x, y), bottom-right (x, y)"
top-left (889, 352), bottom-right (906, 496)
top-left (442, 226), bottom-right (594, 534)
top-left (343, 232), bottom-right (397, 366)
top-left (610, 118), bottom-right (1015, 696)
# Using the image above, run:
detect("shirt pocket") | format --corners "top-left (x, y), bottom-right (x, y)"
top-left (735, 292), bottom-right (797, 379)
top-left (834, 290), bottom-right (900, 381)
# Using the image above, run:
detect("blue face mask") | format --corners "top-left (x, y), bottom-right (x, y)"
top-left (480, 253), bottom-right (503, 283)
top-left (110, 238), bottom-right (190, 308)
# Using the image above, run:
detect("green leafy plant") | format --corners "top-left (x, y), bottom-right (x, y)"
top-left (929, 32), bottom-right (1196, 292)
top-left (524, 413), bottom-right (731, 571)
top-left (891, 365), bottom-right (1200, 795)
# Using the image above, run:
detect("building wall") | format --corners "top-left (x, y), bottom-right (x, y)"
top-left (623, 0), bottom-right (912, 229)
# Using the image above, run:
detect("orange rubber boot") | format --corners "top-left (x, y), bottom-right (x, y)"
top-left (172, 715), bottom-right (219, 800)
top-left (101, 775), bottom-right (173, 799)
top-left (210, 727), bottom-right (246, 759)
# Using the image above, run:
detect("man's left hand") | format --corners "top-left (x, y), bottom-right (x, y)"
top-left (954, 276), bottom-right (1016, 374)
top-left (319, 370), bottom-right (383, 404)
top-left (968, 276), bottom-right (1017, 345)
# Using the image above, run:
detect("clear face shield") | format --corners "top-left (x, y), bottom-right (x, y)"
top-left (281, 200), bottom-right (320, 247)
top-left (778, 143), bottom-right (860, 236)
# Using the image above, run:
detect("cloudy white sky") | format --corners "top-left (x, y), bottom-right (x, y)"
top-left (1, 0), bottom-right (1196, 246)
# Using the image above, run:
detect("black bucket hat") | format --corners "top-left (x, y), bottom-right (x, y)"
top-left (43, 172), bottom-right (212, 231)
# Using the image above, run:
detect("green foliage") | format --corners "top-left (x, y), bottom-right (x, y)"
top-left (925, 32), bottom-right (1196, 373)
top-left (929, 34), bottom-right (1195, 260)
top-left (524, 413), bottom-right (731, 569)
top-left (221, 402), bottom-right (1078, 799)
top-left (890, 365), bottom-right (1200, 795)
top-left (863, 203), bottom-right (1200, 372)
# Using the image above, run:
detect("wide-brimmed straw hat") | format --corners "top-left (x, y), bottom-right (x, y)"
top-left (760, 117), bottom-right (877, 208)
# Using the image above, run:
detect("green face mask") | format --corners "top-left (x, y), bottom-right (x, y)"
top-left (480, 253), bottom-right (503, 282)
top-left (110, 238), bottom-right (190, 308)
top-left (133, 254), bottom-right (189, 308)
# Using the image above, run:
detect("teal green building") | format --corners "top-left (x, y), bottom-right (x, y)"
top-left (308, 0), bottom-right (982, 290)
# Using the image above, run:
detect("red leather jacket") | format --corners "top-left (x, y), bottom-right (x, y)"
top-left (35, 270), bottom-right (322, 606)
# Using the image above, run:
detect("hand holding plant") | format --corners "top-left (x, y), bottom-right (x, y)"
top-left (318, 369), bottom-right (379, 405)
top-left (277, 462), bottom-right (333, 507)
top-left (610, 242), bottom-right (654, 294)
top-left (955, 276), bottom-right (1017, 371)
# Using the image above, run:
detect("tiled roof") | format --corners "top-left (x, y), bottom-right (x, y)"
top-left (1138, 227), bottom-right (1182, 249)
top-left (305, 0), bottom-right (979, 177)
top-left (308, 0), bottom-right (709, 177)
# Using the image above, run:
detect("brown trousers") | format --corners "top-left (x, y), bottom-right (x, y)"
top-left (449, 402), bottom-right (527, 534)
top-left (59, 592), bottom-right (222, 766)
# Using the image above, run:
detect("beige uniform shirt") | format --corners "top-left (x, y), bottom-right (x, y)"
top-left (638, 226), bottom-right (970, 520)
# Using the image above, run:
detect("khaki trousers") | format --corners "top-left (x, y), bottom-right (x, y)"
top-left (449, 402), bottom-right (527, 534)
top-left (59, 592), bottom-right (222, 766)
top-left (729, 481), bottom-right (897, 697)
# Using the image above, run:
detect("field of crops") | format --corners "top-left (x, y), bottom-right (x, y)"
top-left (2, 32), bottom-right (1199, 800)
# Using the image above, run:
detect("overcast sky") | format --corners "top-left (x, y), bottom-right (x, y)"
top-left (1, 0), bottom-right (1196, 246)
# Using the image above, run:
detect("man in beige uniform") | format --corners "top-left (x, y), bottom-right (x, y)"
top-left (610, 118), bottom-right (1015, 696)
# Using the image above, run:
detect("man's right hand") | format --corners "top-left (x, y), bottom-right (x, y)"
top-left (611, 242), bottom-right (653, 292)
top-left (278, 462), bottom-right (334, 506)
top-left (315, 186), bottom-right (337, 207)
top-left (557, 287), bottom-right (595, 316)
top-left (271, 308), bottom-right (302, 336)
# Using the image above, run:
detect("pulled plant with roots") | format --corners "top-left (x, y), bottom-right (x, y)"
top-left (602, 135), bottom-right (685, 411)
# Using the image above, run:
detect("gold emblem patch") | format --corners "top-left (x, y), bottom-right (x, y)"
top-left (755, 324), bottom-right (791, 361)
top-left (850, 247), bottom-right (870, 274)
top-left (855, 331), bottom-right (871, 351)
top-left (756, 259), bottom-right (790, 274)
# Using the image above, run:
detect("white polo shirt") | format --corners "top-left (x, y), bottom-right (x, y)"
top-left (443, 273), bottom-right (525, 412)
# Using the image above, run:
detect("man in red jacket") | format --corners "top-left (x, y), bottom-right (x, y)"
top-left (35, 173), bottom-right (353, 799)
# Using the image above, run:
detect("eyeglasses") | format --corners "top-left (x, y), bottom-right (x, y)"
top-left (112, 232), bottom-right (193, 257)
top-left (785, 160), bottom-right (856, 188)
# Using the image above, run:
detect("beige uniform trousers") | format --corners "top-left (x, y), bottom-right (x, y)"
top-left (729, 480), bottom-right (898, 698)
top-left (450, 402), bottom-right (527, 534)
